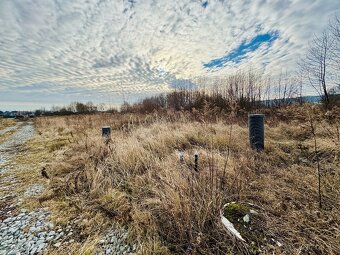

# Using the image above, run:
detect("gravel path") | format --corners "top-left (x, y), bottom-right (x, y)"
top-left (0, 209), bottom-right (71, 255)
top-left (0, 122), bottom-right (74, 255)
top-left (0, 122), bottom-right (136, 254)
top-left (0, 123), bottom-right (20, 136)
top-left (0, 122), bottom-right (34, 168)
top-left (96, 227), bottom-right (136, 255)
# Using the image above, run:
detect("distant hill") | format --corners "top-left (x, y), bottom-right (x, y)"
top-left (261, 94), bottom-right (340, 106)
top-left (302, 96), bottom-right (321, 103)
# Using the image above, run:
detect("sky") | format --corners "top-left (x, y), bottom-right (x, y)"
top-left (0, 0), bottom-right (339, 111)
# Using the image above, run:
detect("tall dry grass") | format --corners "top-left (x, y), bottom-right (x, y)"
top-left (0, 118), bottom-right (16, 130)
top-left (35, 106), bottom-right (340, 254)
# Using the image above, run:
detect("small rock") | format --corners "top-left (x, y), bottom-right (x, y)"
top-left (46, 236), bottom-right (54, 242)
top-left (3, 218), bottom-right (12, 223)
top-left (243, 214), bottom-right (250, 223)
top-left (53, 242), bottom-right (62, 248)
top-left (29, 227), bottom-right (37, 233)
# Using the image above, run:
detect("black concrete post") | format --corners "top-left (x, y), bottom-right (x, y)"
top-left (194, 150), bottom-right (198, 172)
top-left (102, 126), bottom-right (111, 137)
top-left (248, 114), bottom-right (264, 150)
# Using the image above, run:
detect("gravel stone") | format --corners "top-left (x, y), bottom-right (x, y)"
top-left (0, 123), bottom-right (74, 254)
top-left (53, 242), bottom-right (62, 248)
top-left (95, 226), bottom-right (137, 255)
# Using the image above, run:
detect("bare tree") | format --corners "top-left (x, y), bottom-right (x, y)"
top-left (329, 16), bottom-right (340, 82)
top-left (299, 31), bottom-right (334, 108)
top-left (330, 16), bottom-right (340, 40)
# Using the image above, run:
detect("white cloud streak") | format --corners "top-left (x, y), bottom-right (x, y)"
top-left (0, 0), bottom-right (339, 109)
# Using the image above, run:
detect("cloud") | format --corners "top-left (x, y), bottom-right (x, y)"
top-left (0, 0), bottom-right (339, 109)
top-left (170, 78), bottom-right (198, 90)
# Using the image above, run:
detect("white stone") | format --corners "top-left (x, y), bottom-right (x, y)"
top-left (243, 214), bottom-right (250, 223)
top-left (53, 242), bottom-right (62, 248)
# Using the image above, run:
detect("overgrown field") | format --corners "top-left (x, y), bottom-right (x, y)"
top-left (33, 105), bottom-right (340, 255)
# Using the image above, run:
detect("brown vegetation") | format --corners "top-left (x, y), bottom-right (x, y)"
top-left (34, 104), bottom-right (340, 254)
top-left (0, 118), bottom-right (16, 130)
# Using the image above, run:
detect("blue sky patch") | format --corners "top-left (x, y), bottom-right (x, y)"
top-left (202, 1), bottom-right (208, 8)
top-left (203, 31), bottom-right (279, 69)
top-left (170, 78), bottom-right (198, 90)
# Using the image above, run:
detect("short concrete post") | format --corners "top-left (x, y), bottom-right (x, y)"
top-left (194, 150), bottom-right (198, 172)
top-left (248, 114), bottom-right (264, 151)
top-left (102, 126), bottom-right (111, 137)
top-left (179, 151), bottom-right (184, 163)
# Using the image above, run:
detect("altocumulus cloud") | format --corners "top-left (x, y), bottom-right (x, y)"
top-left (0, 0), bottom-right (339, 109)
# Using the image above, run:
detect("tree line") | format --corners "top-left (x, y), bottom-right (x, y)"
top-left (36, 102), bottom-right (117, 116)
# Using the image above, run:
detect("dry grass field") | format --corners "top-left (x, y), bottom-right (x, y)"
top-left (0, 118), bottom-right (16, 130)
top-left (0, 118), bottom-right (18, 144)
top-left (31, 105), bottom-right (339, 255)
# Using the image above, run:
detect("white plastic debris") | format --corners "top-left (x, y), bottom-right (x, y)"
top-left (250, 209), bottom-right (258, 214)
top-left (220, 212), bottom-right (245, 242)
top-left (272, 238), bottom-right (283, 247)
